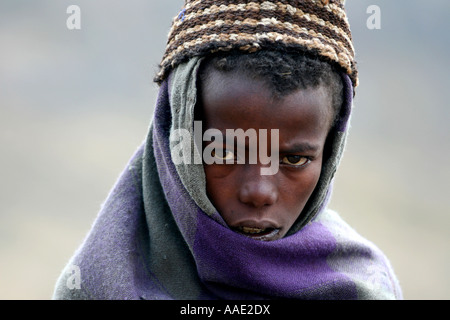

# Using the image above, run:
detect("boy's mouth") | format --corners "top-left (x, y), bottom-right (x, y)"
top-left (234, 226), bottom-right (280, 241)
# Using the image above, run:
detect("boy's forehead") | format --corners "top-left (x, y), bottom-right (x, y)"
top-left (200, 63), bottom-right (244, 90)
top-left (199, 71), bottom-right (334, 136)
top-left (201, 67), bottom-right (269, 101)
top-left (200, 67), bottom-right (334, 127)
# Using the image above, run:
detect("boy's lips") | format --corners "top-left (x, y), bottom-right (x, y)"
top-left (231, 221), bottom-right (281, 241)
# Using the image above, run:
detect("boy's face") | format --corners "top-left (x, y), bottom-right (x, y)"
top-left (199, 69), bottom-right (334, 241)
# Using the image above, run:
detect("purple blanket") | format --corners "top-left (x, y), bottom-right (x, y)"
top-left (52, 59), bottom-right (402, 300)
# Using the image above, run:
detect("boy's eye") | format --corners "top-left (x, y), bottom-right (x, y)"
top-left (211, 149), bottom-right (235, 161)
top-left (281, 155), bottom-right (310, 167)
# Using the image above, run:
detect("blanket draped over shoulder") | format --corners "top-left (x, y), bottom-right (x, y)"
top-left (53, 58), bottom-right (402, 300)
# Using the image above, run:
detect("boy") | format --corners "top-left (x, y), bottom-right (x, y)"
top-left (53, 0), bottom-right (402, 299)
top-left (197, 51), bottom-right (344, 241)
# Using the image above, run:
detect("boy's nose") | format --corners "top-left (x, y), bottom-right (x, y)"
top-left (238, 166), bottom-right (278, 208)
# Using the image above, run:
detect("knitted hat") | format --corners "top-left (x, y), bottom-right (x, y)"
top-left (155, 0), bottom-right (358, 89)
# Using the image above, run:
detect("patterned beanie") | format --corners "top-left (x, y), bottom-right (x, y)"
top-left (155, 0), bottom-right (358, 90)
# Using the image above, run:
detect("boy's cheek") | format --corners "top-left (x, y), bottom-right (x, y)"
top-left (203, 163), bottom-right (235, 180)
top-left (203, 165), bottom-right (234, 203)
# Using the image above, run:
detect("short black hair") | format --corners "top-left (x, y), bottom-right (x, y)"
top-left (199, 50), bottom-right (343, 129)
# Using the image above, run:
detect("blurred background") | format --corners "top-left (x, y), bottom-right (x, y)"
top-left (0, 0), bottom-right (448, 300)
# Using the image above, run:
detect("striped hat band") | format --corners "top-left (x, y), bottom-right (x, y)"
top-left (155, 0), bottom-right (358, 89)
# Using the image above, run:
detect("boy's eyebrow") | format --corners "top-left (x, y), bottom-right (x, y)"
top-left (279, 142), bottom-right (321, 154)
top-left (203, 129), bottom-right (321, 153)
